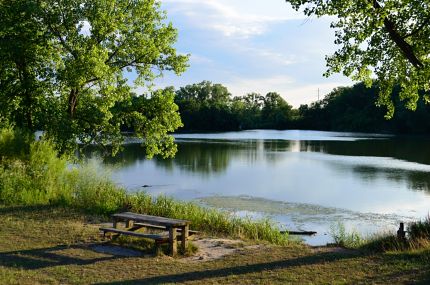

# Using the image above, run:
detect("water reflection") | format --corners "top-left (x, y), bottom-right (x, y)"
top-left (300, 139), bottom-right (430, 165)
top-left (84, 130), bottom-right (430, 245)
top-left (85, 136), bottom-right (430, 193)
top-left (86, 139), bottom-right (292, 175)
top-left (352, 166), bottom-right (430, 193)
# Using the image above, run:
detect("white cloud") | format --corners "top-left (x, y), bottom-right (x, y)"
top-left (162, 0), bottom-right (304, 39)
top-left (239, 46), bottom-right (297, 66)
top-left (225, 76), bottom-right (352, 107)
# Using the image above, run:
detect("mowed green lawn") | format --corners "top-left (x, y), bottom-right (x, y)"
top-left (0, 206), bottom-right (429, 285)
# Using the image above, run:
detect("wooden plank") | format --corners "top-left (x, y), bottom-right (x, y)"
top-left (99, 227), bottom-right (168, 241)
top-left (112, 212), bottom-right (190, 227)
top-left (133, 223), bottom-right (199, 235)
top-left (280, 230), bottom-right (317, 236)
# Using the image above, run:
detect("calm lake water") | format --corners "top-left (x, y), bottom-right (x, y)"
top-left (93, 130), bottom-right (430, 245)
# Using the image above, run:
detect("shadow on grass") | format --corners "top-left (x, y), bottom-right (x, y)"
top-left (94, 250), bottom-right (359, 285)
top-left (0, 244), bottom-right (121, 270)
top-left (0, 204), bottom-right (62, 215)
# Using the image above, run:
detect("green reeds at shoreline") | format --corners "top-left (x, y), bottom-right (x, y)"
top-left (0, 127), bottom-right (289, 245)
top-left (330, 219), bottom-right (430, 252)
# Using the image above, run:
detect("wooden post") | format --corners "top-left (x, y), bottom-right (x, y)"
top-left (181, 225), bottom-right (189, 253)
top-left (155, 240), bottom-right (163, 256)
top-left (125, 219), bottom-right (133, 229)
top-left (113, 218), bottom-right (118, 229)
top-left (169, 227), bottom-right (177, 256)
top-left (397, 222), bottom-right (406, 240)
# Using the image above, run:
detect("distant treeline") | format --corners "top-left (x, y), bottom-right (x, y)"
top-left (296, 83), bottom-right (430, 134)
top-left (174, 81), bottom-right (295, 131)
top-left (120, 81), bottom-right (430, 134)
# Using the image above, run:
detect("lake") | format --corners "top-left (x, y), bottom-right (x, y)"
top-left (92, 130), bottom-right (430, 245)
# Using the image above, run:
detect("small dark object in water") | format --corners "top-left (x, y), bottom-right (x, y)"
top-left (142, 185), bottom-right (151, 188)
top-left (280, 230), bottom-right (317, 236)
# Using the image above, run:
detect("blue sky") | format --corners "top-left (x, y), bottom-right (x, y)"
top-left (153, 0), bottom-right (354, 107)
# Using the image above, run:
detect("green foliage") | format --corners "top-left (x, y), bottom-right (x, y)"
top-left (0, 0), bottom-right (188, 157)
top-left (0, 132), bottom-right (71, 205)
top-left (116, 87), bottom-right (183, 158)
top-left (409, 217), bottom-right (430, 241)
top-left (297, 82), bottom-right (430, 134)
top-left (285, 0), bottom-right (430, 117)
top-left (0, 127), bottom-right (32, 160)
top-left (175, 81), bottom-right (295, 131)
top-left (67, 163), bottom-right (127, 215)
top-left (330, 222), bottom-right (365, 248)
top-left (360, 233), bottom-right (409, 252)
top-left (330, 219), bottom-right (430, 252)
top-left (175, 81), bottom-right (239, 131)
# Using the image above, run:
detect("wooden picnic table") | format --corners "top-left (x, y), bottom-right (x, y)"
top-left (100, 212), bottom-right (191, 256)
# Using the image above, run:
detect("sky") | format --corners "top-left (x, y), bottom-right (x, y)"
top-left (153, 0), bottom-right (354, 107)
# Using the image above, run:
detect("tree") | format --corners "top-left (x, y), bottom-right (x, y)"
top-left (285, 0), bottom-right (430, 117)
top-left (261, 92), bottom-right (293, 129)
top-left (175, 81), bottom-right (237, 131)
top-left (0, 0), bottom-right (188, 157)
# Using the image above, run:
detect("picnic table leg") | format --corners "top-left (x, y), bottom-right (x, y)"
top-left (125, 219), bottom-right (133, 228)
top-left (169, 227), bottom-right (177, 256)
top-left (113, 217), bottom-right (118, 229)
top-left (181, 225), bottom-right (189, 253)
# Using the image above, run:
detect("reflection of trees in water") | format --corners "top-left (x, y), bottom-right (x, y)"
top-left (81, 144), bottom-right (148, 167)
top-left (154, 139), bottom-right (292, 175)
top-left (301, 140), bottom-right (430, 193)
top-left (83, 139), bottom-right (292, 175)
top-left (352, 166), bottom-right (430, 193)
top-left (300, 139), bottom-right (430, 165)
top-left (84, 139), bottom-right (290, 174)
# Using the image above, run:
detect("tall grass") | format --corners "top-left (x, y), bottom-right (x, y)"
top-left (329, 222), bottom-right (365, 248)
top-left (0, 127), bottom-right (289, 245)
top-left (330, 219), bottom-right (430, 252)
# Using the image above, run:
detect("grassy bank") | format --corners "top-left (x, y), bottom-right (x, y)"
top-left (1, 206), bottom-right (430, 284)
top-left (0, 127), bottom-right (288, 245)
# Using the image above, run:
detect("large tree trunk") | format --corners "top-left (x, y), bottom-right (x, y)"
top-left (372, 0), bottom-right (424, 69)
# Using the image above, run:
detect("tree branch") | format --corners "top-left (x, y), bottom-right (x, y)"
top-left (371, 0), bottom-right (424, 69)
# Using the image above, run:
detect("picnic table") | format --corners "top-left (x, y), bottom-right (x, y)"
top-left (100, 212), bottom-right (192, 256)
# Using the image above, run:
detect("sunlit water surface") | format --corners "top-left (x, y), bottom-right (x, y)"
top-left (91, 130), bottom-right (430, 245)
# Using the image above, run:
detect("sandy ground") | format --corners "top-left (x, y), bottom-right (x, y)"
top-left (181, 238), bottom-right (266, 262)
top-left (91, 237), bottom-right (267, 262)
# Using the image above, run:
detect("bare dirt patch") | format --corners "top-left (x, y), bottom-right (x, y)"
top-left (181, 237), bottom-right (268, 262)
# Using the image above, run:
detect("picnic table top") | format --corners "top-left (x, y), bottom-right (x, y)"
top-left (112, 212), bottom-right (190, 227)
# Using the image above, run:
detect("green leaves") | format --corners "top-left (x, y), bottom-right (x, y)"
top-left (0, 0), bottom-right (188, 157)
top-left (285, 0), bottom-right (430, 117)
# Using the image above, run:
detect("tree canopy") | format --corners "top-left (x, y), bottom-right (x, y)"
top-left (0, 0), bottom-right (188, 157)
top-left (173, 81), bottom-right (296, 131)
top-left (285, 0), bottom-right (430, 117)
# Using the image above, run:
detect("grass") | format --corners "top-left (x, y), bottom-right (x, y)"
top-left (0, 206), bottom-right (430, 284)
top-left (329, 219), bottom-right (430, 253)
top-left (0, 127), bottom-right (289, 245)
